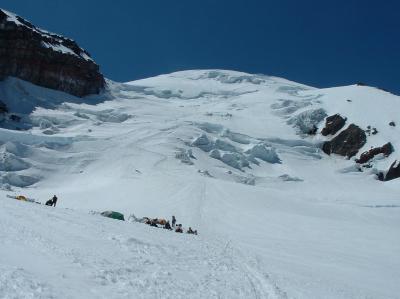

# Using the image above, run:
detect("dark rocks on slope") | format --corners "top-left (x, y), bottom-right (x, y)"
top-left (322, 124), bottom-right (367, 158)
top-left (356, 142), bottom-right (393, 164)
top-left (381, 160), bottom-right (400, 181)
top-left (321, 114), bottom-right (347, 136)
top-left (0, 9), bottom-right (105, 97)
top-left (365, 126), bottom-right (378, 136)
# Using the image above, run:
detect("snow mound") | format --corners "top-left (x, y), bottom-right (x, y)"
top-left (191, 134), bottom-right (214, 152)
top-left (200, 70), bottom-right (266, 84)
top-left (287, 108), bottom-right (327, 135)
top-left (0, 267), bottom-right (54, 299)
top-left (0, 173), bottom-right (39, 187)
top-left (0, 151), bottom-right (30, 171)
top-left (192, 133), bottom-right (280, 170)
top-left (271, 98), bottom-right (313, 116)
top-left (245, 144), bottom-right (281, 164)
top-left (175, 148), bottom-right (194, 165)
top-left (0, 141), bottom-right (32, 157)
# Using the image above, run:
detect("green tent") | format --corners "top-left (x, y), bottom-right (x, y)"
top-left (101, 211), bottom-right (125, 221)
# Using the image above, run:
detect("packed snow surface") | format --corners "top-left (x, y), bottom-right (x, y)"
top-left (0, 70), bottom-right (399, 298)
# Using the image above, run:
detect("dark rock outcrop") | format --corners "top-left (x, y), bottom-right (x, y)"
top-left (321, 114), bottom-right (346, 136)
top-left (0, 9), bottom-right (105, 97)
top-left (382, 160), bottom-right (400, 181)
top-left (322, 124), bottom-right (366, 158)
top-left (356, 143), bottom-right (393, 164)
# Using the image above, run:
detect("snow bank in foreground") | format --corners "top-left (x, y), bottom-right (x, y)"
top-left (0, 197), bottom-right (284, 299)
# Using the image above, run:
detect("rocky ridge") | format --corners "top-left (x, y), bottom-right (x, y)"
top-left (0, 9), bottom-right (105, 97)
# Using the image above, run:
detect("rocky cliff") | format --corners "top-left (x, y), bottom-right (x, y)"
top-left (0, 9), bottom-right (105, 97)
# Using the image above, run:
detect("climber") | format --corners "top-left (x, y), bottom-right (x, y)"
top-left (45, 199), bottom-right (53, 206)
top-left (172, 216), bottom-right (176, 227)
top-left (164, 221), bottom-right (172, 230)
top-left (175, 224), bottom-right (183, 233)
top-left (51, 195), bottom-right (58, 207)
top-left (187, 227), bottom-right (194, 234)
top-left (150, 219), bottom-right (158, 227)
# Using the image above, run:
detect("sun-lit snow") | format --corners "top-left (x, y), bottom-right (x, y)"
top-left (0, 70), bottom-right (399, 299)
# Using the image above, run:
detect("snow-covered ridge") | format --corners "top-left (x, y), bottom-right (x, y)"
top-left (1, 69), bottom-right (399, 188)
top-left (0, 8), bottom-right (93, 61)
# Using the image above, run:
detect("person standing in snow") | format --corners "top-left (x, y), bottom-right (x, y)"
top-left (51, 195), bottom-right (58, 207)
top-left (172, 216), bottom-right (176, 228)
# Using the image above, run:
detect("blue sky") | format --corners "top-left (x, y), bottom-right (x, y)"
top-left (3, 0), bottom-right (400, 93)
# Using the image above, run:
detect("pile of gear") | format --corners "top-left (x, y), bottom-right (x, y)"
top-left (129, 214), bottom-right (198, 235)
top-left (7, 194), bottom-right (56, 206)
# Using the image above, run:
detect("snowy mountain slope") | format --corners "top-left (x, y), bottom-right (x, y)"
top-left (0, 198), bottom-right (284, 299)
top-left (0, 70), bottom-right (399, 298)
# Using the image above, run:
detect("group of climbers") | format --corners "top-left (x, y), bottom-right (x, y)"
top-left (143, 215), bottom-right (198, 235)
top-left (45, 195), bottom-right (58, 207)
top-left (8, 194), bottom-right (198, 235)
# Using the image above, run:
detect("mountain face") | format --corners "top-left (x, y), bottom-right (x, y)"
top-left (0, 9), bottom-right (104, 97)
top-left (0, 70), bottom-right (399, 299)
top-left (0, 10), bottom-right (399, 299)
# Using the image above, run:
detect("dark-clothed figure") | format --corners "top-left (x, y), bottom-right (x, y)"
top-left (150, 219), bottom-right (158, 227)
top-left (172, 216), bottom-right (176, 227)
top-left (51, 195), bottom-right (58, 207)
top-left (175, 224), bottom-right (183, 233)
top-left (164, 221), bottom-right (172, 230)
top-left (45, 199), bottom-right (53, 206)
top-left (187, 227), bottom-right (194, 234)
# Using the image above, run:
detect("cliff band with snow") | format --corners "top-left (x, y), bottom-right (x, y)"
top-left (0, 9), bottom-right (104, 97)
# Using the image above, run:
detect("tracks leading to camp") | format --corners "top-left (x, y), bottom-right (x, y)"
top-left (0, 196), bottom-right (286, 299)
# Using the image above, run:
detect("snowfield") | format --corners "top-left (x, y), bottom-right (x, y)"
top-left (0, 70), bottom-right (399, 298)
top-left (0, 198), bottom-right (284, 299)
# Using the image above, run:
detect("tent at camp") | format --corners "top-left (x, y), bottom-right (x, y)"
top-left (100, 211), bottom-right (125, 221)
